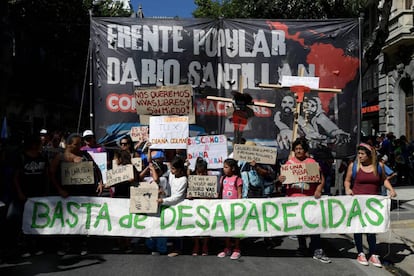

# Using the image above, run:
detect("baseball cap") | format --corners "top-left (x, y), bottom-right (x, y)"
top-left (82, 130), bottom-right (94, 138)
top-left (40, 129), bottom-right (48, 135)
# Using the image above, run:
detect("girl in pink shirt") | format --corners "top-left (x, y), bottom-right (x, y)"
top-left (217, 158), bottom-right (243, 260)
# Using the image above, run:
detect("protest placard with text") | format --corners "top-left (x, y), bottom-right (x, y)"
top-left (187, 135), bottom-right (228, 169)
top-left (135, 85), bottom-right (193, 115)
top-left (187, 175), bottom-right (218, 198)
top-left (106, 164), bottom-right (134, 187)
top-left (280, 163), bottom-right (321, 184)
top-left (233, 144), bottom-right (277, 164)
top-left (131, 157), bottom-right (142, 172)
top-left (23, 195), bottom-right (391, 237)
top-left (149, 116), bottom-right (189, 149)
top-left (61, 161), bottom-right (95, 185)
top-left (130, 126), bottom-right (149, 142)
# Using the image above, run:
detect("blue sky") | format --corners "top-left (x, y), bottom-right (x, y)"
top-left (130, 0), bottom-right (197, 18)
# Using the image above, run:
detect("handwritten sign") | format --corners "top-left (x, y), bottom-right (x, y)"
top-left (24, 196), bottom-right (391, 237)
top-left (135, 85), bottom-right (193, 115)
top-left (187, 175), bottom-right (218, 198)
top-left (187, 135), bottom-right (228, 169)
top-left (130, 183), bottom-right (159, 214)
top-left (281, 76), bottom-right (320, 89)
top-left (130, 126), bottom-right (149, 142)
top-left (233, 144), bottom-right (277, 164)
top-left (280, 163), bottom-right (321, 184)
top-left (106, 164), bottom-right (134, 187)
top-left (61, 161), bottom-right (95, 185)
top-left (149, 116), bottom-right (189, 149)
top-left (131, 157), bottom-right (142, 172)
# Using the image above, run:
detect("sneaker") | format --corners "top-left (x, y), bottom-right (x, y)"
top-left (357, 252), bottom-right (369, 266)
top-left (369, 254), bottom-right (382, 268)
top-left (167, 252), bottom-right (179, 257)
top-left (288, 235), bottom-right (298, 240)
top-left (151, 251), bottom-right (160, 256)
top-left (230, 251), bottom-right (241, 260)
top-left (34, 250), bottom-right (44, 256)
top-left (80, 249), bottom-right (88, 256)
top-left (21, 252), bottom-right (31, 258)
top-left (217, 248), bottom-right (231, 258)
top-left (57, 249), bottom-right (66, 256)
top-left (313, 249), bottom-right (331, 264)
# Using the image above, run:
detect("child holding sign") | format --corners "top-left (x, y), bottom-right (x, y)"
top-left (278, 138), bottom-right (331, 263)
top-left (190, 158), bottom-right (210, 256)
top-left (217, 158), bottom-right (243, 260)
top-left (157, 156), bottom-right (188, 257)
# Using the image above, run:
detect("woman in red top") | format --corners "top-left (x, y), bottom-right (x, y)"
top-left (344, 143), bottom-right (396, 268)
top-left (279, 138), bottom-right (331, 263)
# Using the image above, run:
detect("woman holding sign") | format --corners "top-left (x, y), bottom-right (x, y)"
top-left (278, 138), bottom-right (331, 264)
top-left (50, 133), bottom-right (104, 256)
top-left (344, 143), bottom-right (396, 268)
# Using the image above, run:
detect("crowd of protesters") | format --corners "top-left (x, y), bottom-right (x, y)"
top-left (0, 128), bottom-right (404, 267)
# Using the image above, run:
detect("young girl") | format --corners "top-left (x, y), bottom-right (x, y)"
top-left (191, 158), bottom-right (210, 256)
top-left (217, 158), bottom-right (243, 260)
top-left (157, 156), bottom-right (188, 257)
top-left (145, 161), bottom-right (169, 255)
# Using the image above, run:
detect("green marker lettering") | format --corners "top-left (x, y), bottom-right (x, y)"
top-left (31, 201), bottom-right (50, 228)
top-left (66, 201), bottom-right (80, 228)
top-left (365, 198), bottom-right (384, 226)
top-left (301, 200), bottom-right (318, 228)
top-left (230, 203), bottom-right (246, 231)
top-left (177, 205), bottom-right (195, 230)
top-left (262, 202), bottom-right (281, 231)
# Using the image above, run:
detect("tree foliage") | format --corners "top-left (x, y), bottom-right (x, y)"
top-left (193, 0), bottom-right (365, 19)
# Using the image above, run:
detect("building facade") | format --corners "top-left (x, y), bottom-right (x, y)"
top-left (375, 0), bottom-right (414, 140)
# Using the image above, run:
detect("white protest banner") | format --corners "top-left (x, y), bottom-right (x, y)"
top-left (130, 183), bottom-right (159, 214)
top-left (233, 144), bottom-right (277, 165)
top-left (89, 152), bottom-right (108, 184)
top-left (149, 116), bottom-right (189, 149)
top-left (24, 195), bottom-right (390, 237)
top-left (106, 164), bottom-right (134, 187)
top-left (130, 126), bottom-right (149, 142)
top-left (187, 135), bottom-right (228, 169)
top-left (61, 161), bottom-right (94, 185)
top-left (281, 76), bottom-right (320, 89)
top-left (135, 85), bottom-right (193, 115)
top-left (131, 157), bottom-right (142, 172)
top-left (187, 175), bottom-right (218, 198)
top-left (281, 163), bottom-right (321, 184)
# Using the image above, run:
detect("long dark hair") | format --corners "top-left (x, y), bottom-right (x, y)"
top-left (223, 158), bottom-right (241, 177)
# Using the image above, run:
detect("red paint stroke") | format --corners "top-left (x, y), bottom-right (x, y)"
top-left (266, 21), bottom-right (360, 112)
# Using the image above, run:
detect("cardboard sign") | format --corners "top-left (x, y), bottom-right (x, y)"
top-left (130, 126), bottom-right (149, 142)
top-left (187, 175), bottom-right (218, 198)
top-left (131, 157), bottom-right (142, 172)
top-left (280, 163), bottom-right (321, 184)
top-left (24, 195), bottom-right (391, 237)
top-left (106, 164), bottom-right (134, 187)
top-left (61, 161), bottom-right (95, 185)
top-left (149, 116), bottom-right (189, 149)
top-left (130, 183), bottom-right (159, 214)
top-left (233, 144), bottom-right (277, 165)
top-left (135, 85), bottom-right (193, 115)
top-left (187, 135), bottom-right (228, 169)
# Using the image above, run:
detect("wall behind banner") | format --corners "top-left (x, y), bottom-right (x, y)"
top-left (91, 18), bottom-right (360, 159)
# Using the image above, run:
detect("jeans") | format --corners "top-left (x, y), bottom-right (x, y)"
top-left (354, 233), bottom-right (376, 254)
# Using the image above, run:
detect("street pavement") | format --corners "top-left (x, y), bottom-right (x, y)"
top-left (0, 186), bottom-right (413, 276)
